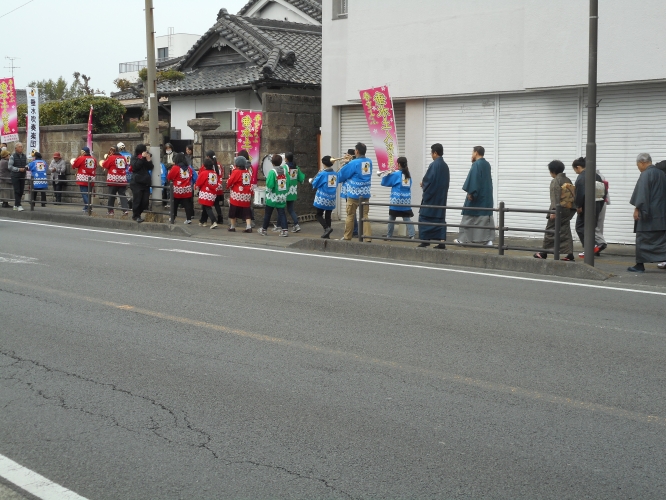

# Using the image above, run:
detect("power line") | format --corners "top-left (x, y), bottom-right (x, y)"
top-left (4, 57), bottom-right (20, 78)
top-left (0, 0), bottom-right (35, 20)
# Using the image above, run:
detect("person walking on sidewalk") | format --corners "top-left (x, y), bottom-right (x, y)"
top-left (100, 146), bottom-right (129, 216)
top-left (129, 144), bottom-right (154, 223)
top-left (49, 152), bottom-right (67, 204)
top-left (418, 143), bottom-right (449, 249)
top-left (195, 158), bottom-right (220, 229)
top-left (627, 153), bottom-right (666, 273)
top-left (337, 142), bottom-right (373, 241)
top-left (284, 152), bottom-right (305, 232)
top-left (573, 157), bottom-right (606, 258)
top-left (311, 155), bottom-right (338, 239)
top-left (8, 142), bottom-right (28, 211)
top-left (28, 152), bottom-right (49, 207)
top-left (167, 153), bottom-right (194, 225)
top-left (534, 160), bottom-right (576, 261)
top-left (0, 149), bottom-right (11, 207)
top-left (226, 156), bottom-right (253, 233)
top-left (380, 156), bottom-right (416, 240)
top-left (454, 146), bottom-right (495, 246)
top-left (258, 154), bottom-right (289, 237)
top-left (199, 150), bottom-right (224, 226)
top-left (71, 146), bottom-right (97, 213)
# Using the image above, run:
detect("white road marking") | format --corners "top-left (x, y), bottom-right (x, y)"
top-left (2, 218), bottom-right (666, 297)
top-left (0, 253), bottom-right (38, 264)
top-left (0, 453), bottom-right (88, 499)
top-left (159, 249), bottom-right (219, 256)
top-left (84, 239), bottom-right (134, 245)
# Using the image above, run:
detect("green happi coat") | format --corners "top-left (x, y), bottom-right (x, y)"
top-left (285, 163), bottom-right (306, 202)
top-left (265, 166), bottom-right (288, 208)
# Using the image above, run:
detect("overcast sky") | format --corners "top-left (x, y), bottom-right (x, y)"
top-left (2, 0), bottom-right (249, 94)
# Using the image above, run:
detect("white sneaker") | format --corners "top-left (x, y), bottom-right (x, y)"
top-left (658, 262), bottom-right (666, 269)
top-left (198, 222), bottom-right (208, 227)
top-left (486, 240), bottom-right (494, 247)
top-left (184, 220), bottom-right (192, 224)
top-left (280, 230), bottom-right (289, 237)
top-left (258, 228), bottom-right (267, 236)
top-left (291, 224), bottom-right (301, 233)
top-left (453, 239), bottom-right (461, 244)
top-left (12, 206), bottom-right (17, 211)
top-left (17, 206), bottom-right (24, 212)
top-left (210, 222), bottom-right (218, 229)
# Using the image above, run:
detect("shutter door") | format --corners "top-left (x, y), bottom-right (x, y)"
top-left (497, 89), bottom-right (580, 238)
top-left (425, 96), bottom-right (497, 220)
top-left (582, 83), bottom-right (666, 244)
top-left (339, 103), bottom-right (406, 218)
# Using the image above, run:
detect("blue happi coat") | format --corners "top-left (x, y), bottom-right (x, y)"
top-left (337, 156), bottom-right (373, 200)
top-left (312, 167), bottom-right (338, 210)
top-left (28, 160), bottom-right (49, 189)
top-left (120, 151), bottom-right (132, 182)
top-left (381, 170), bottom-right (412, 211)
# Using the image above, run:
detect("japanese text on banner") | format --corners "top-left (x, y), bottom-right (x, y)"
top-left (236, 110), bottom-right (262, 184)
top-left (27, 87), bottom-right (40, 155)
top-left (359, 86), bottom-right (399, 172)
top-left (0, 78), bottom-right (19, 143)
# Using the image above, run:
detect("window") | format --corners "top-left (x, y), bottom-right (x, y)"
top-left (332, 0), bottom-right (348, 20)
top-left (196, 112), bottom-right (233, 132)
top-left (157, 47), bottom-right (169, 60)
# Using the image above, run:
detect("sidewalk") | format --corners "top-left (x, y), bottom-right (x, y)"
top-left (2, 203), bottom-right (664, 287)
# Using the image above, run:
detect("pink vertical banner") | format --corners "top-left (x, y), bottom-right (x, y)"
top-left (236, 110), bottom-right (263, 184)
top-left (87, 105), bottom-right (94, 152)
top-left (0, 78), bottom-right (19, 143)
top-left (359, 86), bottom-right (399, 172)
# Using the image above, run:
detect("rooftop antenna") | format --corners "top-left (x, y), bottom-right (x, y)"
top-left (4, 56), bottom-right (19, 78)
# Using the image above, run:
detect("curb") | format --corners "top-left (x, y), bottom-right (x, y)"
top-left (0, 210), bottom-right (193, 237)
top-left (289, 239), bottom-right (612, 281)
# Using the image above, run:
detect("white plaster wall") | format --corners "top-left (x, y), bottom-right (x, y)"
top-left (170, 98), bottom-right (197, 140)
top-left (156, 34), bottom-right (201, 59)
top-left (254, 2), bottom-right (311, 24)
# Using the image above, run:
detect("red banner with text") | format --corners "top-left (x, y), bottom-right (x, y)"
top-left (236, 110), bottom-right (263, 184)
top-left (359, 86), bottom-right (399, 172)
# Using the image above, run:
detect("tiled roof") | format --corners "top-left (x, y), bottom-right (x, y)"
top-left (156, 12), bottom-right (321, 96)
top-left (238, 0), bottom-right (322, 23)
top-left (16, 89), bottom-right (52, 106)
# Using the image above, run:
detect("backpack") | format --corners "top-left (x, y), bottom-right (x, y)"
top-left (560, 182), bottom-right (575, 209)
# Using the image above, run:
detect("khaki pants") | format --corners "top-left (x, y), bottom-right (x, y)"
top-left (345, 198), bottom-right (371, 241)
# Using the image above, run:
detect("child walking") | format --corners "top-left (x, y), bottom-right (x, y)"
top-left (195, 159), bottom-right (221, 229)
top-left (226, 156), bottom-right (253, 232)
top-left (380, 156), bottom-right (416, 239)
top-left (284, 152), bottom-right (305, 232)
top-left (310, 155), bottom-right (338, 238)
top-left (258, 155), bottom-right (289, 237)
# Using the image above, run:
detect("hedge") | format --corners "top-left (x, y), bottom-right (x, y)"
top-left (18, 96), bottom-right (127, 133)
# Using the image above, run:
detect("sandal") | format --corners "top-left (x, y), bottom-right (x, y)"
top-left (533, 252), bottom-right (547, 259)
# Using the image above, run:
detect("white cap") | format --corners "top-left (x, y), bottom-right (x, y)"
top-left (117, 142), bottom-right (125, 150)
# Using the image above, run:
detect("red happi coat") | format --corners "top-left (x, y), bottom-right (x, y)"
top-left (226, 168), bottom-right (252, 208)
top-left (72, 155), bottom-right (97, 186)
top-left (101, 154), bottom-right (128, 186)
top-left (167, 165), bottom-right (193, 199)
top-left (195, 169), bottom-right (219, 207)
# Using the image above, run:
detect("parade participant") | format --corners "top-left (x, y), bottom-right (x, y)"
top-left (454, 146), bottom-right (495, 246)
top-left (284, 152), bottom-right (305, 232)
top-left (238, 149), bottom-right (255, 227)
top-left (418, 143), bottom-right (450, 248)
top-left (572, 157), bottom-right (606, 257)
top-left (195, 158), bottom-right (220, 229)
top-left (0, 150), bottom-right (11, 207)
top-left (226, 156), bottom-right (253, 233)
top-left (100, 146), bottom-right (129, 216)
top-left (28, 152), bottom-right (48, 207)
top-left (8, 142), bottom-right (28, 211)
top-left (199, 150), bottom-right (223, 225)
top-left (534, 160), bottom-right (576, 261)
top-left (71, 146), bottom-right (97, 212)
top-left (337, 142), bottom-right (373, 241)
top-left (258, 154), bottom-right (289, 237)
top-left (117, 142), bottom-right (132, 182)
top-left (167, 152), bottom-right (194, 224)
top-left (627, 153), bottom-right (666, 273)
top-left (339, 149), bottom-right (358, 236)
top-left (380, 156), bottom-right (415, 240)
top-left (129, 144), bottom-right (154, 222)
top-left (49, 152), bottom-right (67, 204)
top-left (311, 155), bottom-right (338, 238)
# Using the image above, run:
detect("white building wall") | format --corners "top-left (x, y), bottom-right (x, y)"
top-left (156, 34), bottom-right (201, 59)
top-left (253, 2), bottom-right (311, 24)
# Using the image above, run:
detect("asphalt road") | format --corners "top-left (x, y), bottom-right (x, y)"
top-left (0, 218), bottom-right (665, 499)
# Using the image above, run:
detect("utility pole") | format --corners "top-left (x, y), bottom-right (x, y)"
top-left (145, 0), bottom-right (162, 201)
top-left (4, 57), bottom-right (19, 78)
top-left (584, 0), bottom-right (598, 267)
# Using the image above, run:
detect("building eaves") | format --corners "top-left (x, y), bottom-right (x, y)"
top-left (238, 0), bottom-right (322, 23)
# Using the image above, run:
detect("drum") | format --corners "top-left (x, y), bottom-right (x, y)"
top-left (261, 153), bottom-right (285, 178)
top-left (253, 187), bottom-right (266, 207)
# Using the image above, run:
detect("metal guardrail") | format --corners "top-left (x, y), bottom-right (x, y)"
top-left (359, 200), bottom-right (563, 260)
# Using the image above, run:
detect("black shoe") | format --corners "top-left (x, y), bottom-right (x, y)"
top-left (435, 244), bottom-right (447, 250)
top-left (418, 242), bottom-right (430, 248)
top-left (597, 243), bottom-right (607, 254)
top-left (561, 254), bottom-right (575, 261)
top-left (243, 228), bottom-right (252, 233)
top-left (628, 264), bottom-right (645, 273)
top-left (136, 217), bottom-right (144, 223)
top-left (322, 227), bottom-right (333, 239)
top-left (534, 252), bottom-right (547, 259)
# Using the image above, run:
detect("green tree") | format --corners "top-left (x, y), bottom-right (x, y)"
top-left (18, 96), bottom-right (126, 133)
top-left (27, 72), bottom-right (106, 101)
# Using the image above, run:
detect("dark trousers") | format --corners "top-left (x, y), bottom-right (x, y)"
top-left (575, 202), bottom-right (604, 247)
top-left (201, 205), bottom-right (216, 223)
top-left (11, 177), bottom-right (25, 207)
top-left (172, 197), bottom-right (194, 222)
top-left (108, 185), bottom-right (129, 210)
top-left (53, 180), bottom-right (66, 203)
top-left (286, 200), bottom-right (298, 225)
top-left (543, 210), bottom-right (575, 255)
top-left (31, 189), bottom-right (46, 205)
top-left (200, 195), bottom-right (223, 223)
top-left (131, 184), bottom-right (150, 219)
top-left (316, 208), bottom-right (332, 229)
top-left (262, 206), bottom-right (287, 230)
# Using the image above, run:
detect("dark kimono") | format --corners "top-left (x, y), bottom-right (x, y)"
top-left (630, 166), bottom-right (666, 263)
top-left (419, 156), bottom-right (450, 241)
top-left (458, 158), bottom-right (496, 243)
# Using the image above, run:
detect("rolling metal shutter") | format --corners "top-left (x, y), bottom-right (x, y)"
top-left (497, 89), bottom-right (580, 238)
top-left (582, 83), bottom-right (666, 244)
top-left (425, 96), bottom-right (497, 225)
top-left (339, 103), bottom-right (406, 218)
